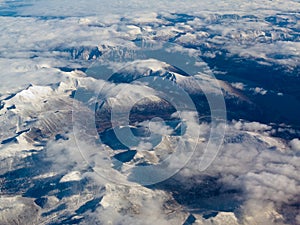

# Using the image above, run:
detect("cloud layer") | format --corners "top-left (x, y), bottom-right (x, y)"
top-left (0, 0), bottom-right (299, 224)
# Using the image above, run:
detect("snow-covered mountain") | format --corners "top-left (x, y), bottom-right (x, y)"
top-left (0, 53), bottom-right (299, 224)
top-left (0, 1), bottom-right (300, 224)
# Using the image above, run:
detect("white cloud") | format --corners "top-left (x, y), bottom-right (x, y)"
top-left (250, 87), bottom-right (268, 95)
top-left (177, 124), bottom-right (299, 223)
top-left (233, 120), bottom-right (272, 132)
top-left (231, 82), bottom-right (246, 91)
top-left (8, 0), bottom-right (300, 18)
top-left (289, 138), bottom-right (300, 152)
